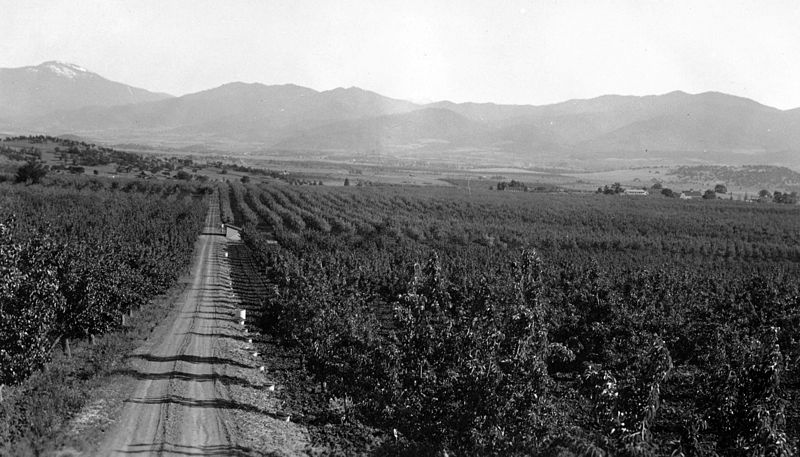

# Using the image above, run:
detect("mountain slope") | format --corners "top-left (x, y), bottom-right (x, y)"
top-left (0, 61), bottom-right (172, 119)
top-left (429, 91), bottom-right (799, 162)
top-left (569, 92), bottom-right (786, 154)
top-left (3, 62), bottom-right (799, 167)
top-left (274, 108), bottom-right (485, 151)
top-left (27, 82), bottom-right (420, 142)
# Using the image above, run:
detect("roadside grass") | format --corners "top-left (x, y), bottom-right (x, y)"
top-left (0, 281), bottom-right (188, 457)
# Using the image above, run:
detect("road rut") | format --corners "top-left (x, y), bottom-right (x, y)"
top-left (95, 233), bottom-right (243, 455)
top-left (94, 194), bottom-right (310, 456)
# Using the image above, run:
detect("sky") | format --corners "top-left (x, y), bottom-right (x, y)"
top-left (3, 0), bottom-right (800, 109)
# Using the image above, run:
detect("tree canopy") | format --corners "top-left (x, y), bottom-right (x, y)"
top-left (15, 161), bottom-right (47, 184)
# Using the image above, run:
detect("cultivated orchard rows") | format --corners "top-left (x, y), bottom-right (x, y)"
top-left (0, 177), bottom-right (207, 385)
top-left (1, 175), bottom-right (797, 455)
top-left (223, 182), bottom-right (800, 263)
top-left (218, 181), bottom-right (799, 456)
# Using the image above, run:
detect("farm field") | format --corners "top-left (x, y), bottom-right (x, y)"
top-left (222, 181), bottom-right (800, 455)
top-left (1, 160), bottom-right (799, 456)
top-left (0, 177), bottom-right (209, 385)
top-left (93, 194), bottom-right (312, 456)
top-left (0, 176), bottom-right (207, 454)
top-left (7, 3), bottom-right (800, 455)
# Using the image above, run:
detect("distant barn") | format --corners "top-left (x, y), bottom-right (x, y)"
top-left (623, 188), bottom-right (648, 196)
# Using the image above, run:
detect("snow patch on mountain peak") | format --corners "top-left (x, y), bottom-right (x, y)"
top-left (40, 61), bottom-right (89, 78)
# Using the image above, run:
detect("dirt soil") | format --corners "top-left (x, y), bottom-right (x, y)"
top-left (87, 198), bottom-right (312, 456)
top-left (58, 193), bottom-right (390, 457)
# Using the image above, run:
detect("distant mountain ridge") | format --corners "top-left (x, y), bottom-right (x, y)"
top-left (20, 81), bottom-right (420, 142)
top-left (273, 108), bottom-right (488, 151)
top-left (0, 61), bottom-right (172, 119)
top-left (2, 61), bottom-right (800, 168)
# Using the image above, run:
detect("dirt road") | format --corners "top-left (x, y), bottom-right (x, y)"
top-left (94, 194), bottom-right (310, 456)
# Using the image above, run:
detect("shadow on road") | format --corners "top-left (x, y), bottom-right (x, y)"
top-left (180, 331), bottom-right (251, 342)
top-left (124, 394), bottom-right (282, 419)
top-left (120, 441), bottom-right (281, 456)
top-left (111, 368), bottom-right (265, 389)
top-left (130, 354), bottom-right (253, 369)
top-left (186, 311), bottom-right (241, 322)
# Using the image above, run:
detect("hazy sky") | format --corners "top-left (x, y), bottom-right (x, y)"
top-left (3, 0), bottom-right (800, 109)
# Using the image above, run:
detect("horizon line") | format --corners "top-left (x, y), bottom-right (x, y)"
top-left (6, 60), bottom-right (797, 112)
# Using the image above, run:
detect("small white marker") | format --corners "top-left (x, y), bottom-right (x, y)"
top-left (252, 352), bottom-right (259, 358)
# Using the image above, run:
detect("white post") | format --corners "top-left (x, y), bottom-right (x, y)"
top-left (0, 384), bottom-right (4, 402)
top-left (239, 309), bottom-right (246, 326)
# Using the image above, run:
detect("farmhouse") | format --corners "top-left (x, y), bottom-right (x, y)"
top-left (680, 191), bottom-right (703, 200)
top-left (623, 188), bottom-right (648, 196)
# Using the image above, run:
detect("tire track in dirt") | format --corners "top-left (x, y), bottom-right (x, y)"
top-left (94, 192), bottom-right (312, 456)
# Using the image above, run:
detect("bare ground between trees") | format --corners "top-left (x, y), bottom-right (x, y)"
top-left (77, 231), bottom-right (315, 457)
top-left (47, 199), bottom-right (388, 457)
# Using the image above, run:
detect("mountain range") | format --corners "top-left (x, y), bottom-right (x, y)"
top-left (1, 61), bottom-right (799, 168)
top-left (0, 61), bottom-right (171, 119)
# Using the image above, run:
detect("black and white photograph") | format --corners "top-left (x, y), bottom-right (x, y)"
top-left (1, 1), bottom-right (798, 455)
